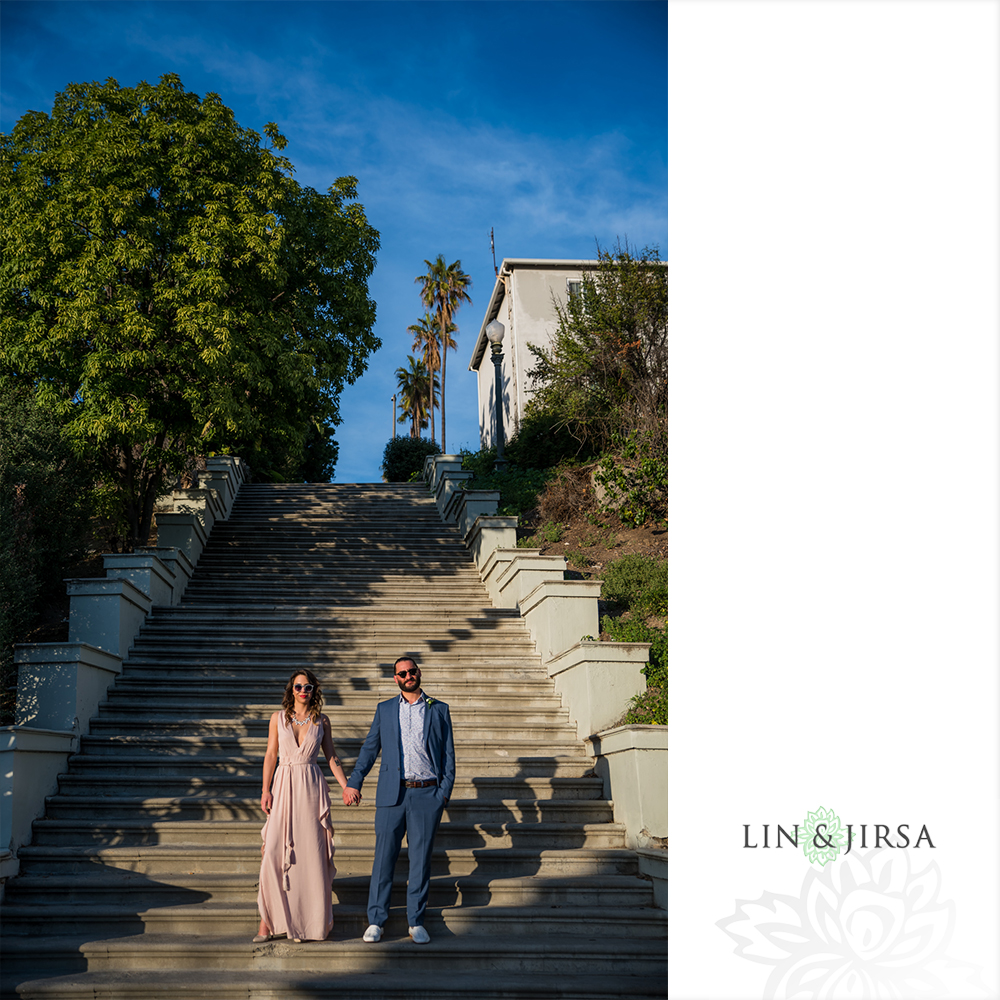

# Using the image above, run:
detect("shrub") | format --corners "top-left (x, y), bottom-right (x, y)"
top-left (381, 437), bottom-right (440, 482)
top-left (600, 553), bottom-right (668, 618)
top-left (506, 408), bottom-right (596, 469)
top-left (622, 686), bottom-right (667, 726)
top-left (537, 464), bottom-right (597, 524)
top-left (593, 428), bottom-right (667, 528)
top-left (460, 450), bottom-right (553, 518)
top-left (541, 522), bottom-right (563, 543)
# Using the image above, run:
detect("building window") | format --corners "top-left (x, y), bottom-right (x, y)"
top-left (566, 278), bottom-right (583, 305)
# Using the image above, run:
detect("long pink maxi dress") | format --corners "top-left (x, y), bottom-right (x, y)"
top-left (258, 713), bottom-right (336, 940)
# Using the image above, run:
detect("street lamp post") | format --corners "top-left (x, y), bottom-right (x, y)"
top-left (391, 395), bottom-right (397, 439)
top-left (486, 318), bottom-right (507, 473)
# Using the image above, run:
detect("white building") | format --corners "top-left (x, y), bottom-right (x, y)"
top-left (468, 258), bottom-right (600, 449)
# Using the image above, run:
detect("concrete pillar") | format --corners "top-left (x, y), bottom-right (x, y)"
top-left (587, 725), bottom-right (668, 849)
top-left (170, 487), bottom-right (223, 536)
top-left (518, 578), bottom-right (602, 662)
top-left (14, 643), bottom-right (123, 732)
top-left (201, 455), bottom-right (249, 516)
top-left (1, 726), bottom-right (79, 861)
top-left (545, 640), bottom-right (649, 738)
top-left (102, 551), bottom-right (176, 606)
top-left (481, 547), bottom-right (524, 606)
top-left (66, 578), bottom-right (152, 657)
top-left (136, 547), bottom-right (194, 605)
top-left (433, 471), bottom-right (473, 523)
top-left (637, 849), bottom-right (668, 910)
top-left (466, 516), bottom-right (518, 575)
top-left (424, 454), bottom-right (464, 493)
top-left (496, 553), bottom-right (570, 610)
top-left (155, 511), bottom-right (208, 566)
top-left (450, 489), bottom-right (500, 535)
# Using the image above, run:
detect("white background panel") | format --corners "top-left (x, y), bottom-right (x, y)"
top-left (668, 1), bottom-right (1000, 996)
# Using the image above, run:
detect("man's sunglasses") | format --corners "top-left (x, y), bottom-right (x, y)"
top-left (395, 668), bottom-right (419, 678)
top-left (294, 683), bottom-right (314, 693)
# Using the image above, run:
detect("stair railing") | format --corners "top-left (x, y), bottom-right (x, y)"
top-left (422, 454), bottom-right (666, 858)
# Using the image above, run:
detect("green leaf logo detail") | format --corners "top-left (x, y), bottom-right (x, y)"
top-left (802, 806), bottom-right (846, 866)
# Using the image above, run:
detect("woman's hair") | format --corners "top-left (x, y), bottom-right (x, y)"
top-left (281, 669), bottom-right (323, 723)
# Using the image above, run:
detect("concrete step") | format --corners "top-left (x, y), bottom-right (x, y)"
top-left (146, 599), bottom-right (509, 614)
top-left (149, 603), bottom-right (523, 617)
top-left (75, 729), bottom-right (584, 751)
top-left (42, 796), bottom-right (613, 825)
top-left (5, 870), bottom-right (650, 909)
top-left (127, 635), bottom-right (540, 650)
top-left (1, 938), bottom-right (667, 991)
top-left (90, 716), bottom-right (576, 744)
top-left (99, 691), bottom-right (565, 712)
top-left (0, 900), bottom-right (666, 939)
top-left (129, 630), bottom-right (535, 647)
top-left (29, 818), bottom-right (626, 850)
top-left (55, 774), bottom-right (605, 799)
top-left (184, 574), bottom-right (487, 587)
top-left (15, 844), bottom-right (642, 877)
top-left (63, 753), bottom-right (594, 780)
top-left (119, 658), bottom-right (543, 674)
top-left (108, 677), bottom-right (557, 697)
top-left (148, 603), bottom-right (509, 619)
top-left (3, 969), bottom-right (667, 1000)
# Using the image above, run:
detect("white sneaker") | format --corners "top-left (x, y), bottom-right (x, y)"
top-left (363, 924), bottom-right (383, 943)
top-left (408, 925), bottom-right (430, 944)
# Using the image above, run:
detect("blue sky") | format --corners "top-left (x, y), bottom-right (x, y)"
top-left (1, 0), bottom-right (667, 482)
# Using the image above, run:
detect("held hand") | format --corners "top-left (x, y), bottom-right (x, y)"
top-left (343, 787), bottom-right (361, 806)
top-left (261, 791), bottom-right (273, 815)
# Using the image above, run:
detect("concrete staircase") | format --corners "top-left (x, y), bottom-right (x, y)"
top-left (0, 483), bottom-right (667, 999)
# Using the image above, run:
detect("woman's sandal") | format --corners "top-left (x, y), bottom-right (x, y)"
top-left (253, 929), bottom-right (274, 943)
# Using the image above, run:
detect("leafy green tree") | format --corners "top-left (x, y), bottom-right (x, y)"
top-left (1, 75), bottom-right (379, 546)
top-left (415, 256), bottom-right (471, 451)
top-left (394, 355), bottom-right (438, 438)
top-left (527, 239), bottom-right (667, 454)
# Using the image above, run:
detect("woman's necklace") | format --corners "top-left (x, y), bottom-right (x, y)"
top-left (291, 714), bottom-right (310, 727)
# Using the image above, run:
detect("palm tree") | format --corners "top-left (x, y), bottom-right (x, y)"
top-left (415, 256), bottom-right (472, 451)
top-left (394, 355), bottom-right (439, 438)
top-left (408, 312), bottom-right (456, 434)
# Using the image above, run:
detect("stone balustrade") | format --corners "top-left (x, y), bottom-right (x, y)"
top-left (1, 455), bottom-right (249, 878)
top-left (423, 459), bottom-right (665, 862)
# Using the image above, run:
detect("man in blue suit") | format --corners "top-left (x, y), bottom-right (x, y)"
top-left (343, 655), bottom-right (455, 944)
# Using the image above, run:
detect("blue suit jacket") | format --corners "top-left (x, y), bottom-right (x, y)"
top-left (347, 694), bottom-right (455, 808)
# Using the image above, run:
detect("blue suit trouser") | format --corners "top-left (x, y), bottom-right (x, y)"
top-left (368, 784), bottom-right (445, 927)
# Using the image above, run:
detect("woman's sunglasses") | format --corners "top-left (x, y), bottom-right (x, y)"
top-left (293, 683), bottom-right (314, 693)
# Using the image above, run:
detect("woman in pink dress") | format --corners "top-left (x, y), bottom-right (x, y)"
top-left (255, 669), bottom-right (350, 943)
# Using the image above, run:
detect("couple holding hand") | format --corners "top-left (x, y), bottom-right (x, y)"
top-left (255, 656), bottom-right (455, 945)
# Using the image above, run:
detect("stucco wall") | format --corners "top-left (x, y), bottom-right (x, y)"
top-left (475, 266), bottom-right (588, 448)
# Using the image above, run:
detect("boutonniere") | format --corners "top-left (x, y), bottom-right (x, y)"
top-left (425, 696), bottom-right (437, 707)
